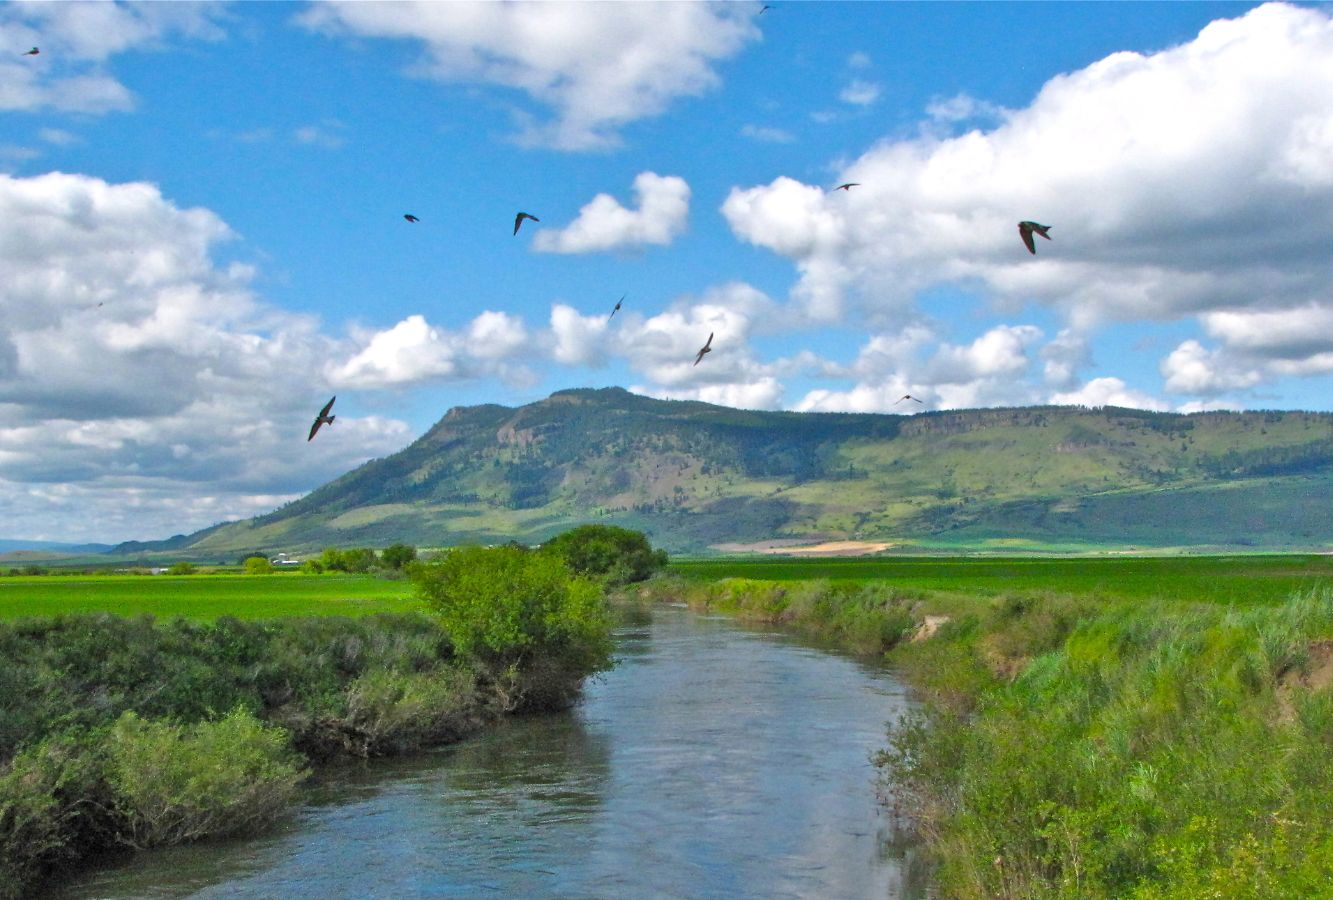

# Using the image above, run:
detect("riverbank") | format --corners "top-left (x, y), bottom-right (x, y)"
top-left (1, 545), bottom-right (616, 900)
top-left (633, 575), bottom-right (1333, 897)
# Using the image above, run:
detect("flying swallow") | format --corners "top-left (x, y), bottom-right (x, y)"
top-left (835, 183), bottom-right (859, 191)
top-left (895, 394), bottom-right (924, 405)
top-left (23, 47), bottom-right (38, 56)
top-left (609, 294), bottom-right (624, 320)
top-left (1018, 221), bottom-right (1052, 255)
top-left (308, 396), bottom-right (336, 442)
top-left (760, 5), bottom-right (772, 13)
top-left (403, 214), bottom-right (419, 223)
top-left (694, 332), bottom-right (714, 366)
top-left (514, 212), bottom-right (539, 235)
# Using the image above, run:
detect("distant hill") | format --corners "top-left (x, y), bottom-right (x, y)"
top-left (175, 387), bottom-right (1333, 555)
top-left (0, 540), bottom-right (112, 556)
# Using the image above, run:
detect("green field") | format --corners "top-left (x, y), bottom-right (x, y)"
top-left (0, 574), bottom-right (423, 620)
top-left (668, 554), bottom-right (1333, 605)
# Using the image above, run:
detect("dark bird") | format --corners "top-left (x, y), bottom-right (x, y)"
top-left (403, 214), bottom-right (419, 223)
top-left (609, 294), bottom-right (624, 320)
top-left (760, 5), bottom-right (773, 13)
top-left (23, 47), bottom-right (38, 56)
top-left (693, 332), bottom-right (713, 366)
top-left (835, 182), bottom-right (859, 191)
top-left (307, 396), bottom-right (336, 442)
top-left (895, 394), bottom-right (924, 405)
top-left (513, 212), bottom-right (539, 235)
top-left (1017, 221), bottom-right (1052, 255)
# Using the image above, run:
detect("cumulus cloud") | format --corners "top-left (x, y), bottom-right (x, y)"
top-left (549, 303), bottom-right (609, 367)
top-left (0, 2), bottom-right (226, 114)
top-left (1050, 377), bottom-right (1169, 411)
top-left (0, 171), bottom-right (409, 542)
top-left (298, 1), bottom-right (760, 150)
top-left (532, 172), bottom-right (690, 254)
top-left (721, 2), bottom-right (1333, 394)
top-left (329, 311), bottom-right (532, 389)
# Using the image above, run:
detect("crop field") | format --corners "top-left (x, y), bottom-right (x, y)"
top-left (667, 553), bottom-right (1333, 605)
top-left (0, 574), bottom-right (423, 621)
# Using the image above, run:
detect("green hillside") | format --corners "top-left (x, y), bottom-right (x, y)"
top-left (184, 388), bottom-right (1333, 555)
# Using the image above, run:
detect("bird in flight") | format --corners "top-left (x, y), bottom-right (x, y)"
top-left (23, 47), bottom-right (38, 56)
top-left (609, 294), bottom-right (624, 320)
top-left (835, 183), bottom-right (859, 191)
top-left (514, 212), bottom-right (539, 235)
top-left (895, 394), bottom-right (924, 405)
top-left (760, 4), bottom-right (773, 13)
top-left (308, 396), bottom-right (336, 442)
top-left (694, 332), bottom-right (714, 366)
top-left (403, 214), bottom-right (419, 223)
top-left (1017, 221), bottom-right (1052, 255)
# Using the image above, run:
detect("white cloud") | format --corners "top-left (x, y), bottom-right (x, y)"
top-left (329, 310), bottom-right (531, 388)
top-left (721, 2), bottom-right (1333, 392)
top-left (1161, 339), bottom-right (1264, 395)
top-left (740, 124), bottom-right (796, 144)
top-left (549, 303), bottom-right (609, 366)
top-left (37, 128), bottom-right (79, 146)
top-left (533, 172), bottom-right (690, 254)
top-left (839, 78), bottom-right (881, 106)
top-left (847, 52), bottom-right (872, 69)
top-left (298, 1), bottom-right (760, 150)
top-left (0, 3), bottom-right (226, 114)
top-left (0, 171), bottom-right (409, 542)
top-left (1050, 377), bottom-right (1169, 411)
top-left (925, 324), bottom-right (1042, 383)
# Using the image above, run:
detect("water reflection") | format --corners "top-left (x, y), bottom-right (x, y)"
top-left (47, 605), bottom-right (925, 899)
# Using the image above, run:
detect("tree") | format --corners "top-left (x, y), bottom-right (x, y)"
top-left (166, 562), bottom-right (197, 576)
top-left (243, 556), bottom-right (273, 575)
top-left (540, 525), bottom-right (668, 585)
top-left (380, 543), bottom-right (417, 570)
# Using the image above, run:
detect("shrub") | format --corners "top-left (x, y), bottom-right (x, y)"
top-left (411, 545), bottom-right (612, 710)
top-left (540, 525), bottom-right (667, 585)
top-left (166, 562), bottom-right (197, 576)
top-left (243, 556), bottom-right (273, 575)
top-left (106, 708), bottom-right (307, 849)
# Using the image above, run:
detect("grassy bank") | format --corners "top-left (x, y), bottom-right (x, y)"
top-left (637, 571), bottom-right (1333, 897)
top-left (0, 547), bottom-right (614, 900)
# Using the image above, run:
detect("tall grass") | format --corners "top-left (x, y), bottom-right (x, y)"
top-left (879, 589), bottom-right (1333, 898)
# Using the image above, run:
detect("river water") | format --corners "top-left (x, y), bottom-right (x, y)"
top-left (47, 605), bottom-right (926, 899)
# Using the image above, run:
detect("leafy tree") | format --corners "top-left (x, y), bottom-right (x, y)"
top-left (341, 548), bottom-right (379, 574)
top-left (380, 543), bottom-right (417, 570)
top-left (166, 562), bottom-right (197, 576)
top-left (540, 525), bottom-right (667, 585)
top-left (242, 556), bottom-right (273, 575)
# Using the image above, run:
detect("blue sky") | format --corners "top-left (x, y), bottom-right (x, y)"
top-left (1, 1), bottom-right (1331, 543)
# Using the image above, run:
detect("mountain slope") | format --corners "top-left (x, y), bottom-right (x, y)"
top-left (186, 388), bottom-right (1333, 555)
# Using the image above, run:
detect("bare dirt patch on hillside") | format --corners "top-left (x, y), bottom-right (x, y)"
top-left (711, 539), bottom-right (895, 557)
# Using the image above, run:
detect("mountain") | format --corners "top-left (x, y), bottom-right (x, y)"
top-left (182, 387), bottom-right (1333, 555)
top-left (0, 540), bottom-right (113, 555)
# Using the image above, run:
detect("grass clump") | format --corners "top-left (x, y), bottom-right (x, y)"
top-left (879, 589), bottom-right (1333, 898)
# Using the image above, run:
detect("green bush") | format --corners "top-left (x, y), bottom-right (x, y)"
top-left (411, 545), bottom-right (612, 710)
top-left (166, 562), bottom-right (197, 576)
top-left (107, 708), bottom-right (307, 849)
top-left (243, 556), bottom-right (273, 575)
top-left (540, 524), bottom-right (667, 585)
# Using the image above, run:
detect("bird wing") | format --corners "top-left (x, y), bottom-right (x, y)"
top-left (1019, 223), bottom-right (1036, 254)
top-left (513, 213), bottom-right (522, 235)
top-left (319, 396), bottom-right (336, 418)
top-left (307, 419), bottom-right (324, 441)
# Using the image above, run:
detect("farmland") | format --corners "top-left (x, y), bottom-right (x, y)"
top-left (668, 553), bottom-right (1333, 605)
top-left (0, 573), bottom-right (422, 621)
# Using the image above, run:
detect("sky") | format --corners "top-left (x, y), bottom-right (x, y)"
top-left (2, 1), bottom-right (1333, 544)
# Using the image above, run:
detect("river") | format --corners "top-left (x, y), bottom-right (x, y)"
top-left (47, 604), bottom-right (926, 899)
